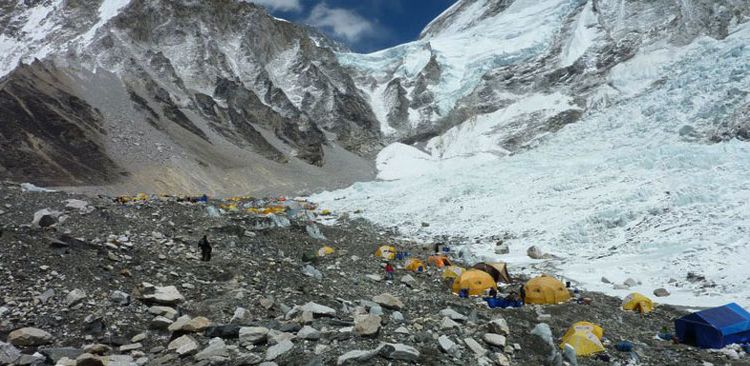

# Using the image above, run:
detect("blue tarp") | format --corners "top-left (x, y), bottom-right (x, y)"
top-left (675, 303), bottom-right (750, 349)
top-left (484, 297), bottom-right (523, 309)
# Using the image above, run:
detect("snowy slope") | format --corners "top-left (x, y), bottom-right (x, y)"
top-left (314, 22), bottom-right (750, 307)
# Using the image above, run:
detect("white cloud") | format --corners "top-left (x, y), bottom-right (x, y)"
top-left (305, 3), bottom-right (375, 42)
top-left (250, 0), bottom-right (303, 12)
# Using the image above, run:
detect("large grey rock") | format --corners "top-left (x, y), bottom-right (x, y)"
top-left (0, 341), bottom-right (21, 364)
top-left (527, 245), bottom-right (544, 259)
top-left (167, 335), bottom-right (198, 356)
top-left (300, 302), bottom-right (336, 317)
top-left (372, 293), bottom-right (404, 310)
top-left (483, 333), bottom-right (507, 348)
top-left (139, 283), bottom-right (184, 305)
top-left (438, 335), bottom-right (457, 354)
top-left (65, 289), bottom-right (87, 307)
top-left (353, 314), bottom-right (381, 336)
top-left (239, 327), bottom-right (269, 345)
top-left (464, 338), bottom-right (487, 356)
top-left (297, 326), bottom-right (321, 340)
top-left (337, 348), bottom-right (380, 365)
top-left (488, 317), bottom-right (510, 335)
top-left (531, 323), bottom-right (553, 346)
top-left (654, 288), bottom-right (671, 297)
top-left (381, 343), bottom-right (420, 361)
top-left (195, 338), bottom-right (229, 361)
top-left (440, 308), bottom-right (467, 322)
top-left (265, 340), bottom-right (294, 361)
top-left (8, 327), bottom-right (53, 346)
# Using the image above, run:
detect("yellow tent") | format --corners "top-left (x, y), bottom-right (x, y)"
top-left (524, 275), bottom-right (571, 304)
top-left (375, 245), bottom-right (397, 260)
top-left (622, 292), bottom-right (654, 314)
top-left (442, 266), bottom-right (464, 280)
top-left (404, 258), bottom-right (426, 272)
top-left (317, 246), bottom-right (335, 257)
top-left (451, 270), bottom-right (497, 296)
top-left (563, 321), bottom-right (604, 340)
top-left (560, 329), bottom-right (605, 356)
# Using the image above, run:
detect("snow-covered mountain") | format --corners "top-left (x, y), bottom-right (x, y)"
top-left (314, 0), bottom-right (750, 307)
top-left (0, 0), bottom-right (380, 194)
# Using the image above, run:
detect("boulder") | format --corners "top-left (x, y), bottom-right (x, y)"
top-left (239, 327), bottom-right (269, 346)
top-left (300, 302), bottom-right (337, 317)
top-left (167, 335), bottom-right (198, 356)
top-left (32, 209), bottom-right (60, 228)
top-left (195, 338), bottom-right (229, 361)
top-left (297, 326), bottom-right (321, 340)
top-left (205, 325), bottom-right (241, 339)
top-left (353, 314), bottom-right (381, 336)
top-left (0, 341), bottom-right (21, 364)
top-left (441, 317), bottom-right (461, 330)
top-left (483, 333), bottom-right (507, 348)
top-left (168, 316), bottom-right (211, 333)
top-left (400, 274), bottom-right (416, 287)
top-left (150, 316), bottom-right (174, 330)
top-left (65, 289), bottom-right (87, 307)
top-left (337, 348), bottom-right (380, 365)
top-left (438, 335), bottom-right (457, 354)
top-left (464, 338), bottom-right (487, 356)
top-left (265, 340), bottom-right (294, 361)
top-left (110, 291), bottom-right (131, 306)
top-left (381, 343), bottom-right (420, 361)
top-left (654, 288), bottom-right (671, 297)
top-left (531, 323), bottom-right (553, 346)
top-left (230, 307), bottom-right (251, 324)
top-left (372, 293), bottom-right (404, 310)
top-left (8, 327), bottom-right (53, 346)
top-left (139, 283), bottom-right (184, 305)
top-left (526, 245), bottom-right (544, 259)
top-left (440, 308), bottom-right (467, 322)
top-left (488, 317), bottom-right (510, 335)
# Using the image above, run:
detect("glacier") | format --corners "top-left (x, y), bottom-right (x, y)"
top-left (314, 22), bottom-right (750, 308)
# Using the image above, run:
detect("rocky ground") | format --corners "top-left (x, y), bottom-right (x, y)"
top-left (0, 181), bottom-right (747, 366)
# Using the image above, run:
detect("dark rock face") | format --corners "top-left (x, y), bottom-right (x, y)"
top-left (0, 62), bottom-right (121, 186)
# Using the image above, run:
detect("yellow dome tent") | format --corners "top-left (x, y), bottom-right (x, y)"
top-left (375, 245), bottom-right (397, 260)
top-left (622, 292), bottom-right (654, 314)
top-left (317, 246), bottom-right (335, 257)
top-left (451, 269), bottom-right (497, 296)
top-left (561, 322), bottom-right (605, 356)
top-left (404, 258), bottom-right (426, 272)
top-left (524, 275), bottom-right (571, 304)
top-left (442, 266), bottom-right (464, 280)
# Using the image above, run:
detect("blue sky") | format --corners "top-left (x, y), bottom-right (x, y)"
top-left (250, 0), bottom-right (456, 53)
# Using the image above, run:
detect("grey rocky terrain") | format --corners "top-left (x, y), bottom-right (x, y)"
top-left (0, 181), bottom-right (748, 366)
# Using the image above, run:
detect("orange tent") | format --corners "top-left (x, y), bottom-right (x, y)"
top-left (428, 255), bottom-right (452, 268)
top-left (524, 275), bottom-right (571, 304)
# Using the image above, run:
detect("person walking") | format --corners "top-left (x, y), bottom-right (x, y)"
top-left (384, 262), bottom-right (395, 281)
top-left (199, 235), bottom-right (212, 262)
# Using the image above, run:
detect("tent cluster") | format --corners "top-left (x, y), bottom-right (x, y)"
top-left (115, 193), bottom-right (210, 204)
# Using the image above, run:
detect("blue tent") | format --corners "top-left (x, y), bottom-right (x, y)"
top-left (675, 303), bottom-right (750, 349)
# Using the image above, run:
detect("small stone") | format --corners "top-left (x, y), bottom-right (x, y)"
top-left (38, 347), bottom-right (83, 363)
top-left (150, 316), bottom-right (174, 329)
top-left (139, 283), bottom-right (184, 305)
top-left (205, 325), bottom-right (241, 339)
top-left (613, 284), bottom-right (630, 290)
top-left (601, 277), bottom-right (611, 284)
top-left (495, 241), bottom-right (510, 255)
top-left (119, 343), bottom-right (142, 352)
top-left (230, 307), bottom-right (251, 324)
top-left (0, 341), bottom-right (21, 364)
top-left (337, 348), bottom-right (380, 365)
top-left (195, 338), bottom-right (229, 361)
top-left (372, 293), bottom-right (404, 310)
top-left (265, 340), bottom-right (294, 361)
top-left (395, 326), bottom-right (410, 334)
top-left (624, 278), bottom-right (638, 287)
top-left (353, 314), bottom-right (381, 336)
top-left (148, 306), bottom-right (177, 320)
top-left (302, 265), bottom-right (323, 280)
top-left (390, 311), bottom-right (405, 324)
top-left (8, 327), bottom-right (53, 346)
top-left (32, 208), bottom-right (60, 228)
top-left (365, 274), bottom-right (382, 282)
top-left (167, 335), bottom-right (198, 356)
top-left (297, 326), bottom-right (321, 340)
top-left (82, 344), bottom-right (111, 355)
top-left (531, 323), bottom-right (553, 346)
top-left (464, 338), bottom-right (487, 356)
top-left (75, 353), bottom-right (104, 366)
top-left (494, 352), bottom-right (511, 366)
top-left (654, 288), bottom-right (671, 297)
top-left (299, 302), bottom-right (337, 317)
top-left (168, 316), bottom-right (210, 332)
top-left (400, 274), bottom-right (417, 287)
top-left (483, 333), bottom-right (507, 348)
top-left (65, 289), bottom-right (87, 307)
top-left (259, 297), bottom-right (275, 310)
top-left (130, 333), bottom-right (147, 343)
top-left (111, 291), bottom-right (131, 306)
top-left (563, 343), bottom-right (578, 366)
top-left (314, 345), bottom-right (329, 355)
